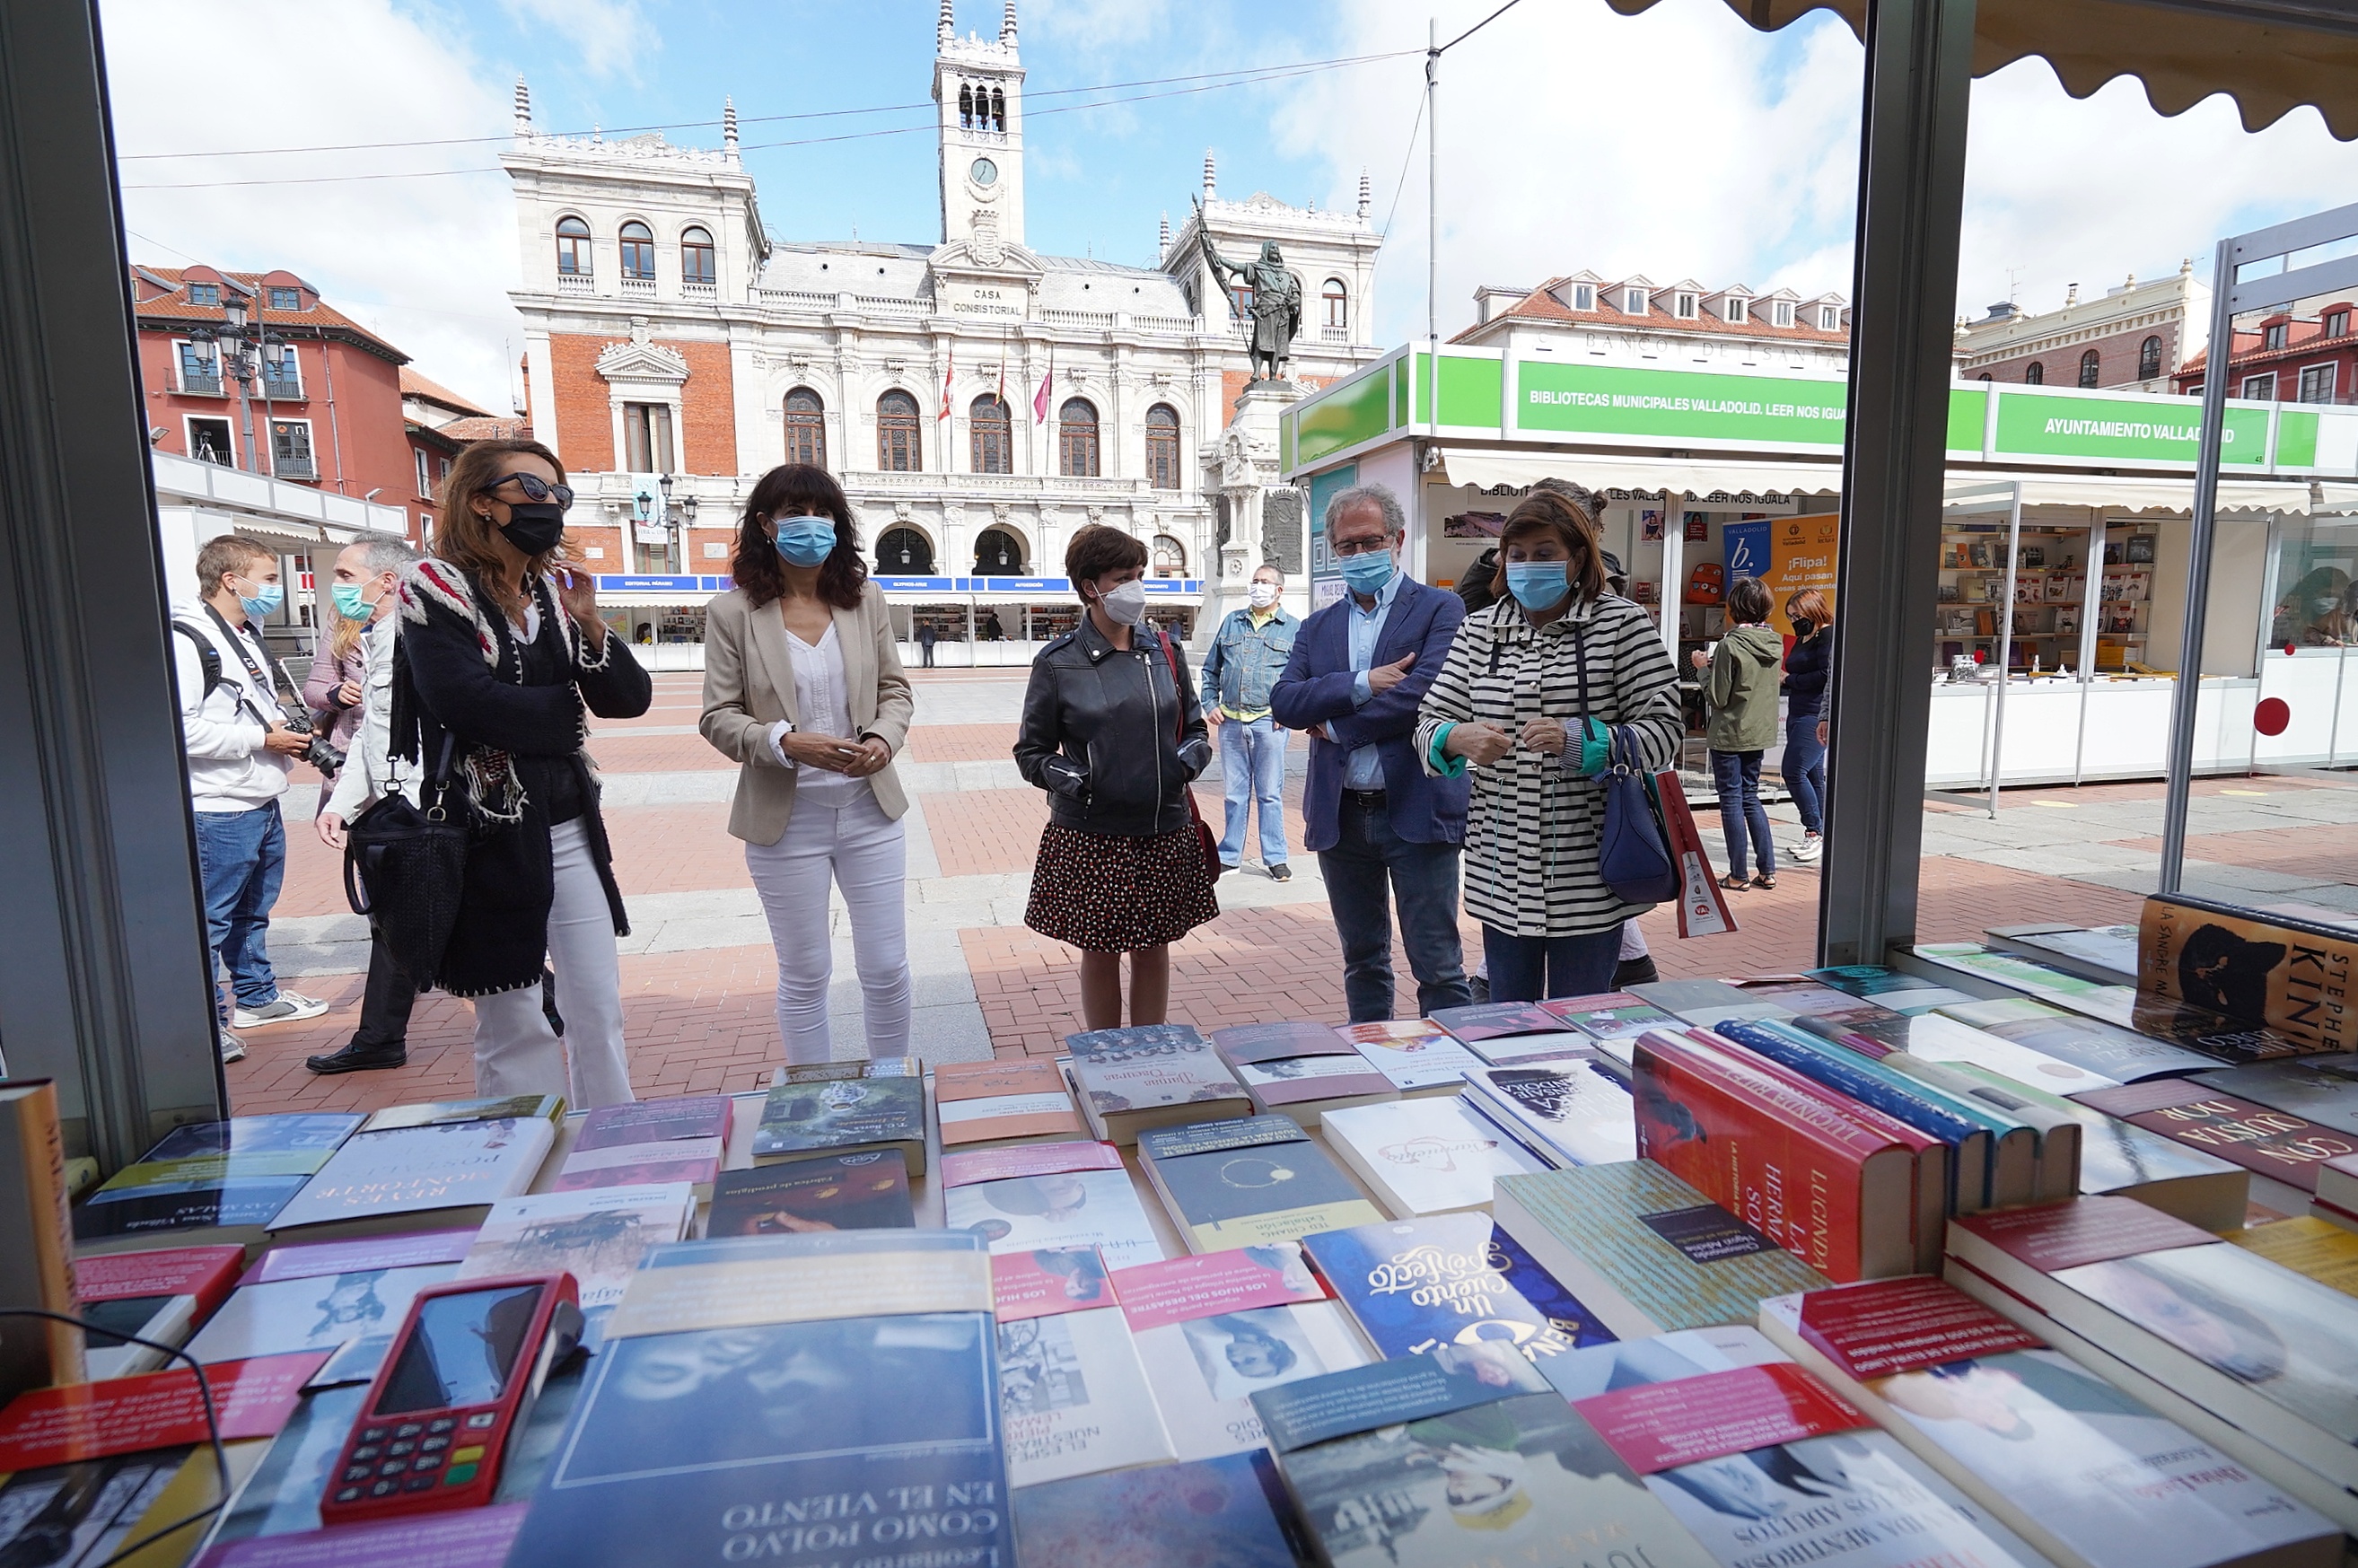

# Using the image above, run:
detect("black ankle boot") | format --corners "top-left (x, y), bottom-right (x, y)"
top-left (1613, 954), bottom-right (1660, 989)
top-left (305, 1040), bottom-right (408, 1075)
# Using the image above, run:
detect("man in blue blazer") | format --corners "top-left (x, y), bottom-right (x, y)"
top-left (1271, 484), bottom-right (1473, 1021)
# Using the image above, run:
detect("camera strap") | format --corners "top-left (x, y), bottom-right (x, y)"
top-left (202, 602), bottom-right (294, 727)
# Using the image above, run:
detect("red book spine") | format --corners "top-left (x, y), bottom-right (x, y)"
top-left (2073, 1082), bottom-right (2357, 1194)
top-left (1633, 1032), bottom-right (1880, 1281)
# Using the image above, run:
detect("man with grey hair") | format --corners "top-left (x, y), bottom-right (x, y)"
top-left (1272, 484), bottom-right (1473, 1021)
top-left (310, 532), bottom-right (424, 1074)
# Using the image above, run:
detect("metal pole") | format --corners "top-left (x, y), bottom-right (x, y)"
top-left (1426, 17), bottom-right (1439, 442)
top-left (2158, 236), bottom-right (2239, 893)
top-left (1986, 482), bottom-right (2022, 818)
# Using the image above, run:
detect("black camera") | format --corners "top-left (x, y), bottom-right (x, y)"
top-left (281, 707), bottom-right (345, 775)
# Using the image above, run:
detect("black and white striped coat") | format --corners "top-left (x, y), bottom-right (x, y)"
top-left (1413, 594), bottom-right (1683, 938)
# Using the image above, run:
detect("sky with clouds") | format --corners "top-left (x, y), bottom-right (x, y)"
top-left (101, 0), bottom-right (2358, 416)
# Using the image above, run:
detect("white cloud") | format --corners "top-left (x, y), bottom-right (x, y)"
top-left (1270, 0), bottom-right (1864, 347)
top-left (496, 0), bottom-right (654, 83)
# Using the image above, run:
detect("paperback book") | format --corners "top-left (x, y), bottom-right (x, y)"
top-left (2192, 1054), bottom-right (2358, 1136)
top-left (455, 1183), bottom-right (693, 1316)
top-left (1135, 1115), bottom-right (1387, 1248)
top-left (1317, 1098), bottom-right (1549, 1218)
top-left (75, 1244), bottom-right (243, 1380)
top-left (992, 1246), bottom-right (1174, 1487)
top-left (73, 1115), bottom-right (365, 1253)
top-left (1425, 1003), bottom-right (1595, 1067)
top-left (1801, 1007), bottom-right (2121, 1093)
top-left (1540, 991), bottom-right (1680, 1044)
top-left (1807, 965), bottom-right (1980, 1015)
top-left (264, 1117), bottom-right (553, 1241)
top-left (359, 1096), bottom-right (563, 1132)
top-left (931, 1058), bottom-right (1085, 1149)
top-left (1460, 1061), bottom-right (1641, 1168)
top-left (1331, 1020), bottom-right (1484, 1096)
top-left (1008, 1450), bottom-right (1312, 1568)
top-left (1065, 1025), bottom-right (1252, 1143)
top-left (1209, 1022), bottom-right (1396, 1122)
top-left (1938, 995), bottom-right (2218, 1082)
top-left (2222, 1214), bottom-right (2358, 1297)
top-left (705, 1151), bottom-right (915, 1236)
top-left (749, 1065), bottom-right (926, 1175)
top-left (2071, 1077), bottom-right (2354, 1202)
top-left (1301, 1212), bottom-right (1617, 1364)
top-left (181, 1260), bottom-right (460, 1378)
top-left (1629, 977), bottom-right (1797, 1027)
top-left (551, 1094), bottom-right (729, 1193)
top-left (942, 1141), bottom-right (1163, 1269)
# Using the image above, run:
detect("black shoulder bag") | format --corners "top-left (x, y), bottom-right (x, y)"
top-left (343, 733), bottom-right (469, 991)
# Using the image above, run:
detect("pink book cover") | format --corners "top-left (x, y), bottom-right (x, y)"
top-left (1571, 1361), bottom-right (1871, 1475)
top-left (1790, 1275), bottom-right (2045, 1380)
top-left (939, 1138), bottom-right (1125, 1189)
top-left (992, 1246), bottom-right (1118, 1322)
top-left (1112, 1244), bottom-right (1328, 1333)
top-left (195, 1504), bottom-right (528, 1568)
top-left (240, 1227), bottom-right (477, 1286)
top-left (1949, 1195), bottom-right (2216, 1274)
top-left (75, 1244), bottom-right (244, 1316)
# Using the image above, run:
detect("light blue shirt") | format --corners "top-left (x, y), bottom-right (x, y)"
top-left (1342, 565), bottom-right (1402, 790)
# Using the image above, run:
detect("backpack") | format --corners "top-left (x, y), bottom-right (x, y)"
top-left (171, 620), bottom-right (229, 702)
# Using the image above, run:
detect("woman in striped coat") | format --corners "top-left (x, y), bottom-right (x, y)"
top-left (1413, 488), bottom-right (1683, 1002)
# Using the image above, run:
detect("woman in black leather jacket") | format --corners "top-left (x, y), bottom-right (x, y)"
top-left (1013, 524), bottom-right (1217, 1028)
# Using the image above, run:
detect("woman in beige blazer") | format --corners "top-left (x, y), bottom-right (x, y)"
top-left (702, 464), bottom-right (915, 1064)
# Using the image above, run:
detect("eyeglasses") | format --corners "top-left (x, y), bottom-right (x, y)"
top-left (1330, 535), bottom-right (1392, 557)
top-left (487, 472), bottom-right (575, 508)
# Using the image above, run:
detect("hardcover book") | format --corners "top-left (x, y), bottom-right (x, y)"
top-left (1491, 1162), bottom-right (1830, 1339)
top-left (1460, 1061), bottom-right (1641, 1168)
top-left (264, 1117), bottom-right (555, 1240)
top-left (1546, 1327), bottom-right (2044, 1568)
top-left (932, 1058), bottom-right (1085, 1149)
top-left (75, 1243), bottom-right (244, 1380)
top-left (1938, 995), bottom-right (2218, 1082)
top-left (505, 1231), bottom-right (1014, 1568)
top-left (1318, 1099), bottom-right (1549, 1219)
top-left (705, 1151), bottom-right (915, 1236)
top-left (73, 1114), bottom-right (365, 1254)
top-left (1331, 1021), bottom-right (1485, 1096)
top-left (1807, 965), bottom-right (1980, 1015)
top-left (1253, 1353), bottom-right (1717, 1568)
top-left (992, 1247), bottom-right (1175, 1487)
top-left (943, 1152), bottom-right (1163, 1270)
top-left (1426, 1003), bottom-right (1596, 1066)
top-left (181, 1261), bottom-right (460, 1378)
top-left (1111, 1243), bottom-right (1369, 1459)
top-left (1, 1081), bottom-right (81, 1404)
top-left (1301, 1212), bottom-right (1617, 1363)
top-left (1210, 1022), bottom-right (1397, 1122)
top-left (2071, 1078), bottom-right (2355, 1197)
top-left (1632, 1030), bottom-right (1918, 1281)
top-left (1065, 1025), bottom-right (1251, 1143)
top-left (1803, 1007), bottom-right (2120, 1092)
top-left (1758, 1276), bottom-right (2337, 1568)
top-left (1136, 1115), bottom-right (1386, 1248)
top-left (1009, 1450), bottom-right (1312, 1568)
top-left (553, 1094), bottom-right (729, 1193)
top-left (749, 1068), bottom-right (926, 1174)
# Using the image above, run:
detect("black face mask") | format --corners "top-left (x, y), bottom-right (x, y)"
top-left (498, 502), bottom-right (565, 556)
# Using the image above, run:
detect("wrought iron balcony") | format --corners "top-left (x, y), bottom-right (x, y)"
top-left (272, 456), bottom-right (318, 480)
top-left (179, 372), bottom-right (224, 396)
top-left (260, 377), bottom-right (302, 401)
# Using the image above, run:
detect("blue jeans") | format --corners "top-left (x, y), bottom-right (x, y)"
top-left (1217, 716), bottom-right (1288, 866)
top-left (1710, 749), bottom-right (1775, 880)
top-left (1319, 795), bottom-right (1472, 1022)
top-left (1783, 711), bottom-right (1826, 835)
top-left (192, 801), bottom-right (287, 1027)
top-left (1483, 925), bottom-right (1621, 1003)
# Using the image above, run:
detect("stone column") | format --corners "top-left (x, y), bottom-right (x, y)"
top-left (1201, 379), bottom-right (1305, 646)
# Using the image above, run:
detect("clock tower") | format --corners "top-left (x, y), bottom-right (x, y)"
top-left (934, 0), bottom-right (1024, 259)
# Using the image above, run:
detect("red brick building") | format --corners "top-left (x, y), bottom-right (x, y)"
top-left (1956, 266), bottom-right (2208, 395)
top-left (399, 368), bottom-right (531, 548)
top-left (2175, 302), bottom-right (2358, 406)
top-left (131, 264), bottom-right (431, 539)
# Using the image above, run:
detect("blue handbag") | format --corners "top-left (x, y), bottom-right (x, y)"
top-left (1598, 724), bottom-right (1680, 905)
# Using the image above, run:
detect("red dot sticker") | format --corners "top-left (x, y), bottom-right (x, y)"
top-left (2255, 697), bottom-right (2291, 737)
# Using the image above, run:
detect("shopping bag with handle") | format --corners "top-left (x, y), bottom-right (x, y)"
top-left (1650, 766), bottom-right (1738, 937)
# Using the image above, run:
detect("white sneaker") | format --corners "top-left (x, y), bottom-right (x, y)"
top-left (1788, 834), bottom-right (1823, 863)
top-left (231, 991), bottom-right (329, 1028)
top-left (218, 1030), bottom-right (248, 1064)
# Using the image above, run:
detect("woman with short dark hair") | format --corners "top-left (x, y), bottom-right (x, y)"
top-left (1412, 488), bottom-right (1682, 1001)
top-left (1780, 587), bottom-right (1833, 863)
top-left (1691, 574), bottom-right (1782, 889)
top-left (700, 463), bottom-right (914, 1064)
top-left (1013, 523), bottom-right (1216, 1028)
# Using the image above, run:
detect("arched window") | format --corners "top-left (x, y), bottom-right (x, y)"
top-left (1152, 535), bottom-right (1186, 577)
top-left (877, 528), bottom-right (934, 574)
top-left (2024, 360), bottom-right (2045, 385)
top-left (555, 216), bottom-right (591, 276)
top-left (958, 83), bottom-right (974, 128)
top-left (680, 226), bottom-right (715, 286)
top-left (1058, 398), bottom-right (1100, 477)
top-left (990, 87), bottom-right (1005, 130)
top-left (876, 390), bottom-right (921, 471)
top-left (619, 221), bottom-right (656, 281)
top-left (1323, 278), bottom-right (1348, 331)
top-left (1145, 403), bottom-right (1181, 491)
top-left (974, 528), bottom-right (1024, 575)
top-left (2138, 335), bottom-right (2163, 380)
top-left (784, 387), bottom-right (826, 469)
top-left (969, 394), bottom-right (1012, 475)
top-left (1977, 372), bottom-right (1993, 381)
top-left (2078, 348), bottom-right (2101, 388)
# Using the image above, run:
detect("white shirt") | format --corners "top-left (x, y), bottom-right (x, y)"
top-left (766, 621), bottom-right (868, 806)
top-left (172, 601), bottom-right (293, 813)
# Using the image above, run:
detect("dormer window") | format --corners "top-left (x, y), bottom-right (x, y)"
top-left (2264, 322), bottom-right (2288, 350)
top-left (266, 286), bottom-right (301, 311)
top-left (1571, 284), bottom-right (1594, 311)
top-left (1675, 293), bottom-right (1697, 319)
top-left (188, 282), bottom-right (220, 307)
top-left (2328, 311), bottom-right (2351, 338)
top-left (1819, 304), bottom-right (1840, 330)
top-left (1723, 296), bottom-right (1748, 324)
top-left (1624, 288), bottom-right (1645, 314)
top-left (1771, 300), bottom-right (1793, 328)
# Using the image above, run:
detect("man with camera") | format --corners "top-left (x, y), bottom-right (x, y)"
top-left (173, 535), bottom-right (331, 1062)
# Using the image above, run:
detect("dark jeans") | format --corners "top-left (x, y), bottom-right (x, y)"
top-left (349, 930), bottom-right (418, 1051)
top-left (1710, 749), bottom-right (1775, 880)
top-left (1783, 710), bottom-right (1826, 835)
top-left (1318, 794), bottom-right (1472, 1022)
top-left (919, 641), bottom-right (936, 668)
top-left (1484, 925), bottom-right (1621, 1003)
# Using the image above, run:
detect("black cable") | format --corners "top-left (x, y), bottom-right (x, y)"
top-left (0, 1310), bottom-right (232, 1568)
top-left (1439, 0), bottom-right (1529, 54)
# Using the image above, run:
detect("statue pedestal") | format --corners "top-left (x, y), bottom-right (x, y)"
top-left (1200, 381), bottom-right (1308, 648)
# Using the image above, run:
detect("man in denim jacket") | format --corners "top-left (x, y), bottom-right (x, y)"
top-left (1199, 564), bottom-right (1300, 880)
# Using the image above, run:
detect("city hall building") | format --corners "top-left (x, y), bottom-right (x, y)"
top-left (503, 1), bottom-right (1383, 660)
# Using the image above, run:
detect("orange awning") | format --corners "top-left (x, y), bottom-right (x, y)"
top-left (1604, 0), bottom-right (2358, 140)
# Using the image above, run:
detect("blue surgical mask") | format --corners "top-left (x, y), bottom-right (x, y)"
top-left (332, 583), bottom-right (372, 621)
top-left (776, 516), bottom-right (837, 568)
top-left (237, 579), bottom-right (284, 620)
top-left (1339, 551), bottom-right (1395, 597)
top-left (1505, 561), bottom-right (1570, 610)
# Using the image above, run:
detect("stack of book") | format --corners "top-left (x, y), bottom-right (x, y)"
top-left (1209, 1022), bottom-right (1396, 1124)
top-left (749, 1058), bottom-right (926, 1174)
top-left (1065, 1025), bottom-right (1251, 1143)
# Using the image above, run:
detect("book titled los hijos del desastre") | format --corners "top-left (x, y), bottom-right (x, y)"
top-left (991, 1245), bottom-right (1174, 1488)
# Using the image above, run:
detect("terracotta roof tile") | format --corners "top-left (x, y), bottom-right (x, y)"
top-left (399, 368), bottom-right (492, 417)
top-left (130, 265), bottom-right (408, 363)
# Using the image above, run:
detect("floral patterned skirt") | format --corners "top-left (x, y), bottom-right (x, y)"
top-left (1024, 822), bottom-right (1219, 953)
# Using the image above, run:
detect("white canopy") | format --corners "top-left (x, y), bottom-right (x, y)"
top-left (1942, 474), bottom-right (2315, 516)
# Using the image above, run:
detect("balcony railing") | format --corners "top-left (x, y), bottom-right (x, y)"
top-left (271, 457), bottom-right (318, 481)
top-left (179, 372), bottom-right (223, 396)
top-left (557, 272), bottom-right (593, 294)
top-left (620, 276), bottom-right (656, 297)
top-left (1319, 326), bottom-right (1348, 344)
top-left (682, 280), bottom-right (717, 299)
top-left (260, 378), bottom-right (302, 401)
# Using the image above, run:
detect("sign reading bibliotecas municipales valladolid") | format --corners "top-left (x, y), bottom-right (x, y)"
top-left (1281, 345), bottom-right (2351, 478)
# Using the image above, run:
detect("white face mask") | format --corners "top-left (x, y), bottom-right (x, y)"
top-left (1098, 580), bottom-right (1148, 626)
top-left (1249, 582), bottom-right (1280, 609)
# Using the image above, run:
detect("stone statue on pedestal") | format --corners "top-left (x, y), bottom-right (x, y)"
top-left (1196, 197), bottom-right (1302, 383)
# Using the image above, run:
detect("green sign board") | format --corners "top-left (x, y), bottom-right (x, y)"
top-left (1991, 392), bottom-right (2271, 468)
top-left (1516, 360), bottom-right (1846, 448)
top-left (1293, 367), bottom-right (1393, 468)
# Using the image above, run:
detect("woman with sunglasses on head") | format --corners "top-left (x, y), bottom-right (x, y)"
top-left (700, 464), bottom-right (914, 1065)
top-left (392, 439), bottom-right (652, 1106)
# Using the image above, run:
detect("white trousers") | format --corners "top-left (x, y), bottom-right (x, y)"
top-left (470, 818), bottom-right (636, 1108)
top-left (746, 787), bottom-right (911, 1065)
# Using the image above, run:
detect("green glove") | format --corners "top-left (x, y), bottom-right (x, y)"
top-left (1574, 716), bottom-right (1613, 777)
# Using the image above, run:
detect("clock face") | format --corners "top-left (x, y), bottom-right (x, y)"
top-left (970, 157), bottom-right (998, 188)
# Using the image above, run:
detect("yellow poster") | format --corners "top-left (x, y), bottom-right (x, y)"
top-left (1763, 512), bottom-right (1840, 637)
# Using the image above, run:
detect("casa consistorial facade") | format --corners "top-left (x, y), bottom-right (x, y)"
top-left (501, 0), bottom-right (1382, 651)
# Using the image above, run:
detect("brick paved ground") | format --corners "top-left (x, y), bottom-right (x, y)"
top-left (223, 668), bottom-right (2358, 1115)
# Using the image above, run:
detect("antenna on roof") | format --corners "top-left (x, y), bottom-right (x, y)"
top-left (2003, 264), bottom-right (2024, 303)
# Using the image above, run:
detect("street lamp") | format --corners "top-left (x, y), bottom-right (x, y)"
top-left (202, 292), bottom-right (290, 475)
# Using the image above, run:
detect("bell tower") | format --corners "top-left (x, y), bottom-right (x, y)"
top-left (933, 1), bottom-right (1025, 259)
